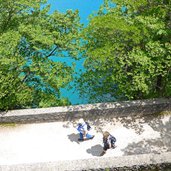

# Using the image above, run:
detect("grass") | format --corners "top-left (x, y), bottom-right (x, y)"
top-left (158, 110), bottom-right (171, 116)
top-left (0, 122), bottom-right (16, 127)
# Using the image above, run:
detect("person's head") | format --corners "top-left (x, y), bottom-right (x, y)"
top-left (78, 118), bottom-right (85, 125)
top-left (103, 131), bottom-right (110, 139)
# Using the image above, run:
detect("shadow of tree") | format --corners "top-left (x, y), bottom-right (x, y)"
top-left (116, 115), bottom-right (147, 134)
top-left (65, 105), bottom-right (171, 157)
top-left (123, 139), bottom-right (165, 155)
top-left (86, 144), bottom-right (103, 156)
top-left (144, 115), bottom-right (171, 151)
top-left (67, 133), bottom-right (80, 144)
top-left (121, 115), bottom-right (171, 155)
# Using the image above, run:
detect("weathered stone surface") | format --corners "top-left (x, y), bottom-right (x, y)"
top-left (0, 152), bottom-right (171, 171)
top-left (0, 98), bottom-right (171, 123)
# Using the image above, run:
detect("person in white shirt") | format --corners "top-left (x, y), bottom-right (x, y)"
top-left (77, 118), bottom-right (94, 141)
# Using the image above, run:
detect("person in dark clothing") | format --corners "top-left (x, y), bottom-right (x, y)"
top-left (100, 131), bottom-right (116, 156)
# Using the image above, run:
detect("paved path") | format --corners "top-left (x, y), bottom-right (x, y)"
top-left (0, 114), bottom-right (171, 165)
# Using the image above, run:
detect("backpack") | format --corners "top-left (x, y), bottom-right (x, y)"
top-left (110, 135), bottom-right (116, 144)
top-left (77, 122), bottom-right (91, 132)
top-left (85, 122), bottom-right (91, 131)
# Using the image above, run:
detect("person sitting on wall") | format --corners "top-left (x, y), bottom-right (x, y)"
top-left (100, 131), bottom-right (116, 156)
top-left (77, 118), bottom-right (94, 141)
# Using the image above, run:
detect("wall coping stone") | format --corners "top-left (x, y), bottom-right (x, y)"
top-left (0, 152), bottom-right (171, 171)
top-left (0, 98), bottom-right (171, 123)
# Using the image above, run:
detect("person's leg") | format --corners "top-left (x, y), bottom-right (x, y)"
top-left (100, 144), bottom-right (109, 156)
top-left (104, 143), bottom-right (109, 151)
top-left (79, 133), bottom-right (84, 140)
top-left (86, 133), bottom-right (94, 139)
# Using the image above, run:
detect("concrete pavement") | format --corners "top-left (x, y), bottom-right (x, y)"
top-left (0, 113), bottom-right (171, 169)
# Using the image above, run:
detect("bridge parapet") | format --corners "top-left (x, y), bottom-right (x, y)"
top-left (0, 98), bottom-right (171, 123)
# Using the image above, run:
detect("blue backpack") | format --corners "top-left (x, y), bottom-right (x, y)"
top-left (77, 122), bottom-right (91, 132)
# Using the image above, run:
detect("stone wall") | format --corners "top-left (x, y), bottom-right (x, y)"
top-left (0, 98), bottom-right (171, 123)
top-left (0, 152), bottom-right (171, 171)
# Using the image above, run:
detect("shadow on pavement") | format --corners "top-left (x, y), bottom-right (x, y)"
top-left (122, 115), bottom-right (171, 155)
top-left (67, 133), bottom-right (80, 144)
top-left (123, 139), bottom-right (164, 155)
top-left (86, 144), bottom-right (103, 156)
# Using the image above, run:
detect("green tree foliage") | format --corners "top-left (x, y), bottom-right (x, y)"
top-left (0, 0), bottom-right (81, 110)
top-left (78, 0), bottom-right (171, 102)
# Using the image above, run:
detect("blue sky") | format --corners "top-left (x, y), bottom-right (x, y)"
top-left (48, 0), bottom-right (103, 25)
top-left (47, 0), bottom-right (104, 105)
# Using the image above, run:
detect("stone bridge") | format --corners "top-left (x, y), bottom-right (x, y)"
top-left (0, 98), bottom-right (171, 171)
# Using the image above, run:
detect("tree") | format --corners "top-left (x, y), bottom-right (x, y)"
top-left (77, 0), bottom-right (171, 103)
top-left (0, 0), bottom-right (81, 110)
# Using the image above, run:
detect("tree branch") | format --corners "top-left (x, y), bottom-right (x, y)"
top-left (45, 46), bottom-right (58, 58)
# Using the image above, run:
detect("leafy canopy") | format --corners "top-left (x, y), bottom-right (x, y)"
top-left (77, 0), bottom-right (171, 103)
top-left (0, 0), bottom-right (81, 110)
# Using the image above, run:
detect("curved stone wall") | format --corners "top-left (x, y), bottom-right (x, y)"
top-left (0, 98), bottom-right (171, 123)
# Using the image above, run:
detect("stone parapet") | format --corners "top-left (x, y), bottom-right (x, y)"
top-left (0, 98), bottom-right (171, 123)
top-left (0, 152), bottom-right (171, 171)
